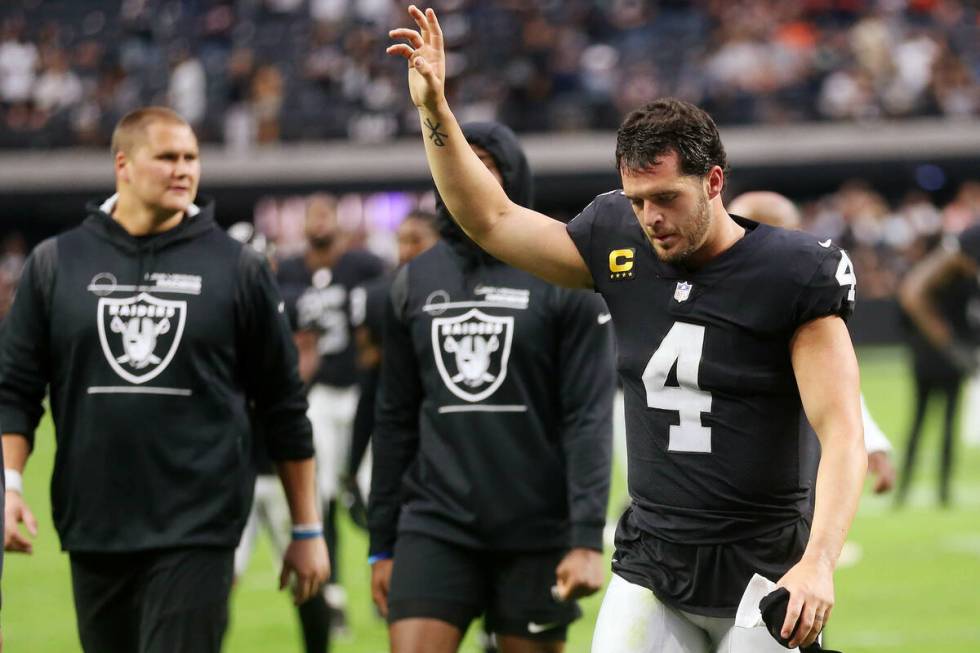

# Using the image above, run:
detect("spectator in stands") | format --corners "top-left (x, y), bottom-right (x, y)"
top-left (33, 47), bottom-right (83, 115)
top-left (1, 0), bottom-right (978, 148)
top-left (251, 64), bottom-right (284, 144)
top-left (0, 17), bottom-right (38, 108)
top-left (167, 47), bottom-right (206, 129)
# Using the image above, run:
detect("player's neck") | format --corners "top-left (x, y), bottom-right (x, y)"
top-left (112, 193), bottom-right (185, 237)
top-left (305, 241), bottom-right (342, 270)
top-left (688, 207), bottom-right (745, 269)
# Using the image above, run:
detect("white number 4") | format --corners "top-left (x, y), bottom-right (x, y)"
top-left (836, 250), bottom-right (856, 302)
top-left (642, 322), bottom-right (713, 453)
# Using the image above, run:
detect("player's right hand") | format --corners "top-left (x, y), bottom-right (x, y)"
top-left (280, 537), bottom-right (331, 606)
top-left (867, 450), bottom-right (896, 494)
top-left (370, 558), bottom-right (394, 618)
top-left (387, 5), bottom-right (446, 112)
top-left (4, 490), bottom-right (38, 554)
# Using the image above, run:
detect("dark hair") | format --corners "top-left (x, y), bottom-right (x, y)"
top-left (402, 208), bottom-right (439, 233)
top-left (615, 98), bottom-right (728, 177)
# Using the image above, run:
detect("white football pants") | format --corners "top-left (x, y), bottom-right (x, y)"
top-left (591, 574), bottom-right (799, 653)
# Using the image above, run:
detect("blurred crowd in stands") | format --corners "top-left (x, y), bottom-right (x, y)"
top-left (0, 0), bottom-right (977, 149)
top-left (795, 179), bottom-right (980, 300)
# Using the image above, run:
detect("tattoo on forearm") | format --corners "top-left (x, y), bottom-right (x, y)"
top-left (424, 118), bottom-right (448, 147)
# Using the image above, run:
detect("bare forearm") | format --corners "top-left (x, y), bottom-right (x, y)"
top-left (805, 434), bottom-right (866, 566)
top-left (276, 458), bottom-right (320, 524)
top-left (418, 102), bottom-right (512, 239)
top-left (2, 434), bottom-right (30, 473)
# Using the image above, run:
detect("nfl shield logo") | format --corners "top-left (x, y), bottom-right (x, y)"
top-left (97, 292), bottom-right (187, 384)
top-left (431, 308), bottom-right (514, 402)
top-left (674, 281), bottom-right (693, 303)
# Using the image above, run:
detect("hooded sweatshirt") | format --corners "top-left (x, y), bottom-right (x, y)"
top-left (368, 122), bottom-right (616, 555)
top-left (0, 197), bottom-right (312, 552)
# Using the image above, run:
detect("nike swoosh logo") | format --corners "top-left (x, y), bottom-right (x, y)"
top-left (818, 239), bottom-right (832, 248)
top-left (598, 313), bottom-right (612, 325)
top-left (528, 621), bottom-right (562, 634)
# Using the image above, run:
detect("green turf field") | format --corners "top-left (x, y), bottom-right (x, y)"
top-left (3, 346), bottom-right (979, 652)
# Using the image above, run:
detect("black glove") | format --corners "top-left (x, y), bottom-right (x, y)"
top-left (759, 587), bottom-right (843, 652)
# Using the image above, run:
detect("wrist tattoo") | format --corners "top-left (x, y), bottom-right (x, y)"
top-left (424, 118), bottom-right (448, 147)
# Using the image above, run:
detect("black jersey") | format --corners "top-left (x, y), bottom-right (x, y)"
top-left (567, 191), bottom-right (856, 546)
top-left (277, 250), bottom-right (385, 388)
top-left (347, 274), bottom-right (393, 476)
top-left (957, 225), bottom-right (980, 341)
top-left (359, 274), bottom-right (392, 349)
top-left (368, 241), bottom-right (616, 555)
top-left (959, 223), bottom-right (980, 265)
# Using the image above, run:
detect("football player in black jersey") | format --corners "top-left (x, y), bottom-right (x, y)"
top-left (277, 193), bottom-right (387, 633)
top-left (898, 214), bottom-right (980, 505)
top-left (387, 8), bottom-right (866, 652)
top-left (347, 209), bottom-right (440, 514)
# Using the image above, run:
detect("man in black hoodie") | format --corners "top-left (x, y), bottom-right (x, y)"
top-left (0, 107), bottom-right (328, 653)
top-left (368, 121), bottom-right (616, 653)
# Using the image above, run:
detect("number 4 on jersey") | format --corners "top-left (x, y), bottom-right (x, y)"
top-left (836, 250), bottom-right (856, 302)
top-left (642, 322), bottom-right (713, 453)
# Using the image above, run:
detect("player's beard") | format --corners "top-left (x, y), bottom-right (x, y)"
top-left (653, 192), bottom-right (711, 266)
top-left (308, 233), bottom-right (335, 250)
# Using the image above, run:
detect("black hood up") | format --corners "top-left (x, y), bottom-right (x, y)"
top-left (435, 121), bottom-right (534, 269)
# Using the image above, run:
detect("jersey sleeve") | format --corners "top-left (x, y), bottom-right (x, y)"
top-left (565, 194), bottom-right (604, 283)
top-left (793, 244), bottom-right (856, 327)
top-left (957, 224), bottom-right (980, 264)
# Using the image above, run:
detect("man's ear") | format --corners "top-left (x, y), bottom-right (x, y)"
top-left (705, 165), bottom-right (724, 200)
top-left (115, 151), bottom-right (129, 184)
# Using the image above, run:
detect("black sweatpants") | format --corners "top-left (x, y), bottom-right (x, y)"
top-left (70, 547), bottom-right (234, 653)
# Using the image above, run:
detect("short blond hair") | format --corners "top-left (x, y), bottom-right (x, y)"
top-left (110, 106), bottom-right (191, 155)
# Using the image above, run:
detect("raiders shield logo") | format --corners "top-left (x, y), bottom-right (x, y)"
top-left (432, 308), bottom-right (514, 402)
top-left (97, 293), bottom-right (187, 384)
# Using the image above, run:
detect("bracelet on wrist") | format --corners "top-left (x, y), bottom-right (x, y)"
top-left (291, 522), bottom-right (323, 541)
top-left (368, 552), bottom-right (392, 565)
top-left (5, 469), bottom-right (24, 494)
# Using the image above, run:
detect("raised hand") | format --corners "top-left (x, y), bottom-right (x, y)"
top-left (386, 5), bottom-right (446, 112)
